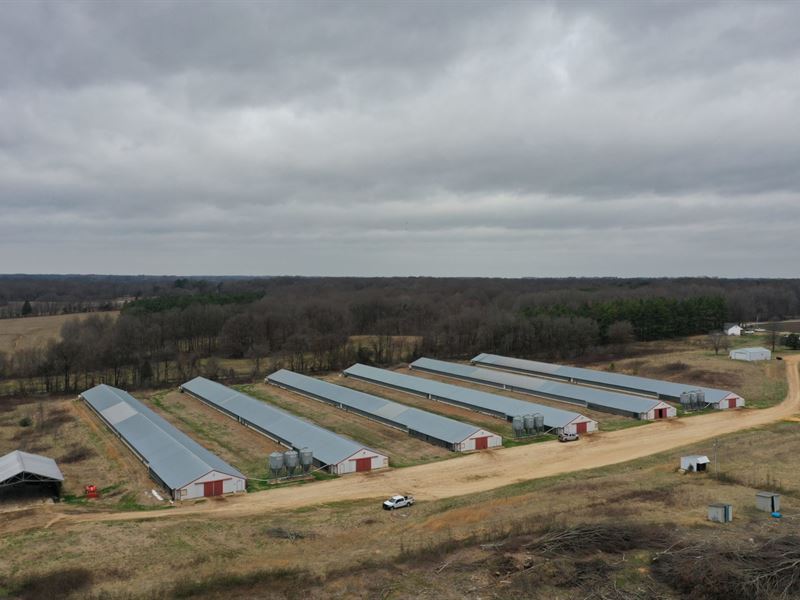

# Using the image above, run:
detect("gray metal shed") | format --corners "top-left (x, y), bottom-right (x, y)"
top-left (411, 358), bottom-right (675, 420)
top-left (755, 491), bottom-right (780, 513)
top-left (708, 503), bottom-right (733, 523)
top-left (80, 384), bottom-right (246, 500)
top-left (342, 363), bottom-right (596, 435)
top-left (266, 369), bottom-right (501, 452)
top-left (180, 377), bottom-right (388, 474)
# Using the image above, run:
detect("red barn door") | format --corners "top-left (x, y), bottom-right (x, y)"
top-left (354, 457), bottom-right (372, 472)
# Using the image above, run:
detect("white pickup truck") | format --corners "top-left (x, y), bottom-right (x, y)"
top-left (382, 495), bottom-right (415, 510)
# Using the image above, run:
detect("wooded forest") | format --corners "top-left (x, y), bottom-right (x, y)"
top-left (1, 276), bottom-right (799, 396)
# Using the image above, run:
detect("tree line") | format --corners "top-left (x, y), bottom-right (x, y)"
top-left (1, 276), bottom-right (799, 397)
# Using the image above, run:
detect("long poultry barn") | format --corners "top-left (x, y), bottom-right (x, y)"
top-left (180, 377), bottom-right (388, 474)
top-left (342, 363), bottom-right (597, 434)
top-left (266, 369), bottom-right (502, 451)
top-left (472, 353), bottom-right (745, 409)
top-left (80, 384), bottom-right (246, 500)
top-left (410, 358), bottom-right (676, 420)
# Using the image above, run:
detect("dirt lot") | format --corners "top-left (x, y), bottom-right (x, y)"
top-left (244, 382), bottom-right (454, 467)
top-left (0, 312), bottom-right (118, 354)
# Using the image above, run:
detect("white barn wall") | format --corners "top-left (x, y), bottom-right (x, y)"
top-left (334, 448), bottom-right (389, 475)
top-left (563, 416), bottom-right (598, 434)
top-left (178, 469), bottom-right (246, 500)
top-left (711, 394), bottom-right (745, 410)
top-left (458, 429), bottom-right (503, 451)
top-left (643, 402), bottom-right (677, 420)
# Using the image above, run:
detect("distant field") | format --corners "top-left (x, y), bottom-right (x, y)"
top-left (0, 312), bottom-right (119, 354)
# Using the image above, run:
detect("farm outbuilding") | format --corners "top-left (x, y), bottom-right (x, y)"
top-left (266, 369), bottom-right (502, 452)
top-left (680, 455), bottom-right (709, 472)
top-left (0, 450), bottom-right (64, 497)
top-left (724, 323), bottom-right (743, 336)
top-left (729, 347), bottom-right (771, 362)
top-left (411, 358), bottom-right (675, 420)
top-left (180, 377), bottom-right (388, 474)
top-left (343, 363), bottom-right (597, 434)
top-left (708, 503), bottom-right (733, 523)
top-left (80, 384), bottom-right (246, 500)
top-left (755, 491), bottom-right (780, 513)
top-left (471, 353), bottom-right (745, 410)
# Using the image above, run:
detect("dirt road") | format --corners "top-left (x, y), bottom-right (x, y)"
top-left (10, 357), bottom-right (800, 532)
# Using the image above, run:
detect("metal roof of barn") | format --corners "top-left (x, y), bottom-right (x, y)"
top-left (80, 384), bottom-right (244, 491)
top-left (266, 369), bottom-right (492, 445)
top-left (471, 353), bottom-right (738, 404)
top-left (0, 450), bottom-right (64, 484)
top-left (412, 358), bottom-right (662, 416)
top-left (343, 363), bottom-right (586, 429)
top-left (181, 377), bottom-right (382, 466)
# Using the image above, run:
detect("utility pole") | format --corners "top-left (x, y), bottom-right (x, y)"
top-left (713, 439), bottom-right (719, 479)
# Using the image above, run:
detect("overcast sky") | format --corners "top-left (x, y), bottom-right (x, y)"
top-left (1, 1), bottom-right (799, 277)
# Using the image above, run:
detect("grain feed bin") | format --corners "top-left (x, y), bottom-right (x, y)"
top-left (755, 492), bottom-right (780, 513)
top-left (283, 450), bottom-right (299, 475)
top-left (299, 448), bottom-right (313, 473)
top-left (269, 452), bottom-right (285, 478)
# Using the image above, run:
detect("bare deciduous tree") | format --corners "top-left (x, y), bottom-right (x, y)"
top-left (708, 331), bottom-right (729, 356)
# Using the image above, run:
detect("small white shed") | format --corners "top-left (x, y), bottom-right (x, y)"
top-left (680, 455), bottom-right (710, 472)
top-left (724, 324), bottom-right (742, 336)
top-left (729, 347), bottom-right (771, 362)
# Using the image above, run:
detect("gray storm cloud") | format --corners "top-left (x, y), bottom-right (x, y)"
top-left (0, 0), bottom-right (799, 276)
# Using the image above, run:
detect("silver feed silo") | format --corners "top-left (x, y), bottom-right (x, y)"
top-left (697, 390), bottom-right (705, 405)
top-left (512, 416), bottom-right (525, 437)
top-left (523, 415), bottom-right (535, 435)
top-left (284, 450), bottom-right (299, 475)
top-left (269, 452), bottom-right (284, 478)
top-left (299, 448), bottom-right (313, 473)
top-left (533, 414), bottom-right (544, 433)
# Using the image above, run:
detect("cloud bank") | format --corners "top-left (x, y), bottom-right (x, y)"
top-left (1, 0), bottom-right (799, 276)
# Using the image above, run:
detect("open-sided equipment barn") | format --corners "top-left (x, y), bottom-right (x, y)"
top-left (267, 369), bottom-right (501, 451)
top-left (180, 377), bottom-right (388, 474)
top-left (472, 353), bottom-right (744, 410)
top-left (343, 363), bottom-right (597, 434)
top-left (80, 384), bottom-right (246, 500)
top-left (0, 450), bottom-right (64, 496)
top-left (412, 358), bottom-right (676, 420)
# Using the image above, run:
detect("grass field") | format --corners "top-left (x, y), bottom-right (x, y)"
top-left (2, 419), bottom-right (799, 598)
top-left (0, 312), bottom-right (119, 354)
